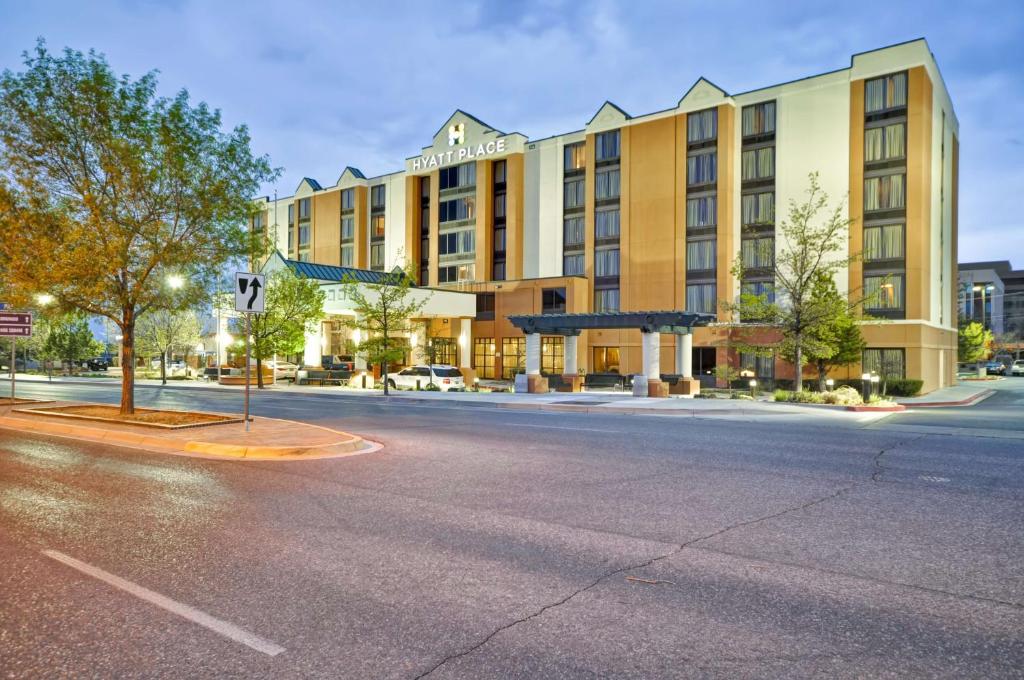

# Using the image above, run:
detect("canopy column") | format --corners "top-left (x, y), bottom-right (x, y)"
top-left (641, 331), bottom-right (668, 397)
top-left (459, 317), bottom-right (475, 386)
top-left (560, 332), bottom-right (582, 393)
top-left (673, 331), bottom-right (700, 396)
top-left (523, 332), bottom-right (548, 393)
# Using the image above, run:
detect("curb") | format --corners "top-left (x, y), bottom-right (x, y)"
top-left (900, 389), bottom-right (995, 409)
top-left (846, 404), bottom-right (906, 412)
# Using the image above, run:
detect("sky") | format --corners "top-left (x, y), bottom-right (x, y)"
top-left (1, 0), bottom-right (1022, 264)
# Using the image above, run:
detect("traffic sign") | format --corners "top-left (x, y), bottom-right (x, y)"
top-left (234, 272), bottom-right (266, 313)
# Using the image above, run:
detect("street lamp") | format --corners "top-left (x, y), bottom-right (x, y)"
top-left (861, 372), bottom-right (872, 402)
top-left (749, 378), bottom-right (758, 398)
top-left (825, 378), bottom-right (835, 392)
top-left (870, 374), bottom-right (880, 401)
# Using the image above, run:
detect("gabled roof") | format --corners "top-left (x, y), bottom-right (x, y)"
top-left (587, 100), bottom-right (631, 126)
top-left (296, 177), bottom-right (323, 193)
top-left (285, 259), bottom-right (415, 286)
top-left (430, 109), bottom-right (502, 141)
top-left (340, 166), bottom-right (365, 180)
top-left (678, 77), bottom-right (729, 108)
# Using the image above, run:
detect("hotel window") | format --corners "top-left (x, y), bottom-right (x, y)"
top-left (864, 73), bottom-right (907, 114)
top-left (595, 167), bottom-right (621, 200)
top-left (439, 162), bottom-right (476, 190)
top-left (741, 147), bottom-right (774, 181)
top-left (742, 101), bottom-right (776, 138)
top-left (473, 338), bottom-right (496, 379)
top-left (476, 293), bottom-right (495, 321)
top-left (595, 130), bottom-right (620, 161)
top-left (370, 243), bottom-right (385, 271)
top-left (541, 337), bottom-right (564, 375)
top-left (341, 245), bottom-right (354, 267)
top-left (438, 263), bottom-right (475, 283)
top-left (864, 173), bottom-right (906, 211)
top-left (563, 216), bottom-right (584, 248)
top-left (686, 283), bottom-right (716, 314)
top-left (686, 196), bottom-right (716, 228)
top-left (298, 198), bottom-right (311, 220)
top-left (865, 122), bottom-right (906, 162)
top-left (594, 247), bottom-right (620, 277)
top-left (742, 192), bottom-right (775, 226)
top-left (370, 185), bottom-right (386, 210)
top-left (563, 253), bottom-right (585, 276)
top-left (250, 212), bottom-right (265, 231)
top-left (298, 223), bottom-right (310, 247)
top-left (493, 159), bottom-right (507, 184)
top-left (740, 352), bottom-right (775, 379)
top-left (493, 193), bottom-right (506, 219)
top-left (288, 203), bottom-right (295, 228)
top-left (687, 150), bottom-right (717, 186)
top-left (439, 197), bottom-right (476, 223)
top-left (287, 227), bottom-right (294, 252)
top-left (492, 261), bottom-right (506, 281)
top-left (493, 227), bottom-right (506, 253)
top-left (371, 214), bottom-right (385, 239)
top-left (863, 348), bottom-right (906, 379)
top-left (595, 288), bottom-right (620, 313)
top-left (341, 216), bottom-right (355, 241)
top-left (438, 229), bottom-right (475, 258)
top-left (501, 338), bottom-right (525, 379)
top-left (686, 239), bottom-right (716, 272)
top-left (563, 178), bottom-right (585, 209)
top-left (592, 347), bottom-right (620, 374)
top-left (863, 224), bottom-right (904, 261)
top-left (341, 188), bottom-right (355, 210)
top-left (564, 142), bottom-right (585, 172)
top-left (741, 281), bottom-right (775, 304)
top-left (287, 204), bottom-right (295, 253)
top-left (687, 109), bottom-right (717, 143)
top-left (542, 287), bottom-right (567, 314)
top-left (864, 274), bottom-right (904, 310)
top-left (741, 237), bottom-right (774, 269)
top-left (595, 207), bottom-right (620, 239)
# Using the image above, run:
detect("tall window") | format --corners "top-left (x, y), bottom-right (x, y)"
top-left (595, 167), bottom-right (620, 200)
top-left (473, 339), bottom-right (496, 379)
top-left (686, 240), bottom-right (715, 272)
top-left (742, 192), bottom-right (775, 225)
top-left (686, 196), bottom-right (716, 228)
top-left (687, 109), bottom-right (717, 143)
top-left (592, 347), bottom-right (620, 373)
top-left (563, 254), bottom-right (584, 276)
top-left (865, 73), bottom-right (908, 114)
top-left (742, 101), bottom-right (776, 137)
top-left (341, 216), bottom-right (355, 240)
top-left (595, 208), bottom-right (620, 238)
top-left (864, 275), bottom-right (904, 310)
top-left (595, 130), bottom-right (620, 161)
top-left (741, 281), bottom-right (775, 303)
top-left (371, 214), bottom-right (385, 239)
top-left (439, 197), bottom-right (476, 223)
top-left (594, 248), bottom-right (620, 277)
top-left (864, 174), bottom-right (906, 211)
top-left (686, 283), bottom-right (716, 314)
top-left (741, 237), bottom-right (774, 269)
top-left (563, 217), bottom-right (584, 247)
top-left (341, 188), bottom-right (355, 210)
top-left (687, 151), bottom-right (717, 186)
top-left (341, 245), bottom-right (354, 266)
top-left (439, 162), bottom-right (476, 190)
top-left (741, 147), bottom-right (774, 181)
top-left (564, 142), bottom-right (585, 171)
top-left (865, 122), bottom-right (906, 162)
top-left (370, 185), bottom-right (386, 209)
top-left (564, 178), bottom-right (585, 208)
top-left (863, 224), bottom-right (904, 261)
top-left (370, 243), bottom-right (385, 271)
top-left (541, 337), bottom-right (564, 375)
top-left (438, 229), bottom-right (475, 257)
top-left (501, 338), bottom-right (525, 379)
top-left (594, 288), bottom-right (619, 313)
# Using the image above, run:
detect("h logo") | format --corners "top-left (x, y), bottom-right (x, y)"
top-left (448, 123), bottom-right (465, 147)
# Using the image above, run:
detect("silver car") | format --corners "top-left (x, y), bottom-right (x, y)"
top-left (389, 365), bottom-right (465, 391)
top-left (1012, 360), bottom-right (1024, 376)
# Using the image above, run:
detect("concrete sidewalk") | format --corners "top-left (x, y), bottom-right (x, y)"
top-left (894, 382), bottom-right (995, 407)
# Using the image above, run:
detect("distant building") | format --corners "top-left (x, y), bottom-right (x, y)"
top-left (958, 261), bottom-right (1024, 339)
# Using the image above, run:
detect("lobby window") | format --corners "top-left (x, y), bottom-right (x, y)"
top-left (592, 347), bottom-right (620, 373)
top-left (473, 338), bottom-right (496, 379)
top-left (595, 130), bottom-right (620, 161)
top-left (595, 287), bottom-right (620, 313)
top-left (686, 283), bottom-right (716, 314)
top-left (564, 216), bottom-right (584, 248)
top-left (686, 196), bottom-right (717, 228)
top-left (687, 150), bottom-right (717, 186)
top-left (742, 192), bottom-right (775, 226)
top-left (595, 167), bottom-right (620, 200)
top-left (863, 348), bottom-right (905, 379)
top-left (370, 243), bottom-right (385, 271)
top-left (370, 185), bottom-right (386, 210)
top-left (595, 207), bottom-right (620, 239)
top-left (501, 337), bottom-right (525, 379)
top-left (687, 109), bottom-right (717, 143)
top-left (864, 174), bottom-right (906, 212)
top-left (740, 352), bottom-right (775, 379)
top-left (686, 239), bottom-right (716, 272)
top-left (864, 275), bottom-right (904, 311)
top-left (439, 162), bottom-right (476, 190)
top-left (564, 142), bottom-right (585, 172)
top-left (863, 224), bottom-right (904, 261)
top-left (741, 147), bottom-right (774, 181)
top-left (541, 337), bottom-right (564, 375)
top-left (741, 237), bottom-right (774, 269)
top-left (563, 253), bottom-right (584, 276)
top-left (595, 247), bottom-right (620, 277)
top-left (564, 177), bottom-right (585, 209)
top-left (865, 122), bottom-right (906, 162)
top-left (341, 245), bottom-right (354, 267)
top-left (341, 188), bottom-right (355, 210)
top-left (865, 73), bottom-right (908, 114)
top-left (742, 101), bottom-right (776, 138)
top-left (542, 287), bottom-right (567, 314)
top-left (475, 293), bottom-right (495, 320)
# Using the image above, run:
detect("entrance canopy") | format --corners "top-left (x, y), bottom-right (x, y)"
top-left (507, 310), bottom-right (715, 336)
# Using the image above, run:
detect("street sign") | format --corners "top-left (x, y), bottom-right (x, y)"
top-left (234, 272), bottom-right (266, 313)
top-left (0, 326), bottom-right (32, 337)
top-left (0, 302), bottom-right (7, 310)
top-left (0, 311), bottom-right (32, 338)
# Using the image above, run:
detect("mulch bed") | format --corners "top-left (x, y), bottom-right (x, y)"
top-left (22, 404), bottom-right (236, 428)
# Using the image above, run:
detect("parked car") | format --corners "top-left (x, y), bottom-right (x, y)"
top-left (984, 360), bottom-right (1006, 376)
top-left (86, 358), bottom-right (110, 371)
top-left (1011, 360), bottom-right (1024, 376)
top-left (266, 360), bottom-right (299, 380)
top-left (388, 365), bottom-right (465, 392)
top-left (322, 355), bottom-right (355, 372)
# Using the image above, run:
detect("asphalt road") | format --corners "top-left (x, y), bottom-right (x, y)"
top-left (1, 379), bottom-right (1022, 678)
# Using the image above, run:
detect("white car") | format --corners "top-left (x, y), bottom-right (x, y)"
top-left (1011, 360), bottom-right (1024, 377)
top-left (266, 360), bottom-right (299, 380)
top-left (389, 365), bottom-right (465, 391)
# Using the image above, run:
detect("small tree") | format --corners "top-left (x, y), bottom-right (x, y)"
top-left (793, 272), bottom-right (865, 391)
top-left (43, 313), bottom-right (101, 374)
top-left (248, 269), bottom-right (325, 388)
top-left (729, 173), bottom-right (857, 391)
top-left (137, 309), bottom-right (202, 385)
top-left (340, 263), bottom-right (429, 395)
top-left (958, 321), bottom-right (992, 363)
top-left (0, 42), bottom-right (277, 413)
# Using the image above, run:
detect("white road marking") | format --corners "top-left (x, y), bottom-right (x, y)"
top-left (42, 550), bottom-right (285, 656)
top-left (919, 475), bottom-right (951, 483)
top-left (513, 423), bottom-right (621, 433)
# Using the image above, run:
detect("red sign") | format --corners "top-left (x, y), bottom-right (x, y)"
top-left (0, 326), bottom-right (31, 337)
top-left (0, 313), bottom-right (31, 325)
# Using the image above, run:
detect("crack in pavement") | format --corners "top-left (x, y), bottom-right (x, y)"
top-left (411, 433), bottom-right (929, 679)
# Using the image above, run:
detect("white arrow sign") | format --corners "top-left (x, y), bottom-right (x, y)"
top-left (234, 272), bottom-right (266, 313)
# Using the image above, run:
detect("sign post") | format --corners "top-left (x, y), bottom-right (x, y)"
top-left (234, 273), bottom-right (265, 431)
top-left (0, 311), bottom-right (33, 402)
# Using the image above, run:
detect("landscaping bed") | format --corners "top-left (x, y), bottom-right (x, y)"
top-left (15, 404), bottom-right (240, 429)
top-left (0, 397), bottom-right (52, 406)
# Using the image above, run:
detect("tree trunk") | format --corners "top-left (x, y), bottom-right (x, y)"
top-left (160, 351), bottom-right (167, 385)
top-left (382, 358), bottom-right (389, 395)
top-left (793, 337), bottom-right (803, 392)
top-left (818, 360), bottom-right (827, 392)
top-left (256, 356), bottom-right (264, 389)
top-left (120, 314), bottom-right (136, 415)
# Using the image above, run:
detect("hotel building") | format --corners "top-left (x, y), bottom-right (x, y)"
top-left (253, 39), bottom-right (959, 394)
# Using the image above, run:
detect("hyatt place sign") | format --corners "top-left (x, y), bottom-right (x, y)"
top-left (411, 123), bottom-right (508, 171)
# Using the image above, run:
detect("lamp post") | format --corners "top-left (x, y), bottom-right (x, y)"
top-left (825, 378), bottom-right (835, 392)
top-left (749, 378), bottom-right (758, 398)
top-left (861, 372), bottom-right (872, 403)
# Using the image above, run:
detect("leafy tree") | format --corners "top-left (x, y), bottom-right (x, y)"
top-left (958, 321), bottom-right (992, 363)
top-left (790, 273), bottom-right (865, 391)
top-left (42, 313), bottom-right (101, 374)
top-left (340, 263), bottom-right (429, 395)
top-left (0, 42), bottom-right (277, 413)
top-left (137, 309), bottom-right (202, 384)
top-left (247, 269), bottom-right (325, 388)
top-left (729, 173), bottom-right (858, 391)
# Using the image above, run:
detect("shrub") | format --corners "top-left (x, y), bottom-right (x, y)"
top-left (822, 385), bottom-right (862, 405)
top-left (731, 393), bottom-right (754, 400)
top-left (773, 389), bottom-right (825, 404)
top-left (884, 379), bottom-right (923, 397)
